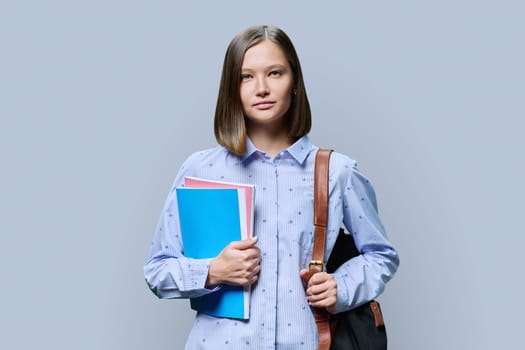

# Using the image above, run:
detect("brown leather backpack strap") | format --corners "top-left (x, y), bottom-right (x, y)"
top-left (309, 148), bottom-right (333, 350)
top-left (311, 149), bottom-right (332, 267)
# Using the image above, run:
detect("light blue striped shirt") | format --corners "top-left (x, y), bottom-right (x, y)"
top-left (144, 135), bottom-right (399, 349)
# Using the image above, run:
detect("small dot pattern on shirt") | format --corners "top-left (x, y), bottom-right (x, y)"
top-left (144, 136), bottom-right (398, 349)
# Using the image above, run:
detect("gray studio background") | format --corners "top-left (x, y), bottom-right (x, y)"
top-left (1, 1), bottom-right (524, 349)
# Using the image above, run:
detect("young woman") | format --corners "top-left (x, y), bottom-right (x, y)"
top-left (144, 25), bottom-right (399, 349)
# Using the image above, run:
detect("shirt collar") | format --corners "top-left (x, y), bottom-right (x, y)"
top-left (240, 137), bottom-right (259, 162)
top-left (240, 135), bottom-right (313, 165)
top-left (287, 135), bottom-right (313, 165)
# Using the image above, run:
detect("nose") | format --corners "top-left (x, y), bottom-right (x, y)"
top-left (255, 77), bottom-right (269, 97)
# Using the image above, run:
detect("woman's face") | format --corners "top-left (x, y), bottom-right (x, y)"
top-left (240, 40), bottom-right (294, 128)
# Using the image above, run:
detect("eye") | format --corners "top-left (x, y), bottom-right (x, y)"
top-left (269, 70), bottom-right (282, 77)
top-left (241, 74), bottom-right (252, 81)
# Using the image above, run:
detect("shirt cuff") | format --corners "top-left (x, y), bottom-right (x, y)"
top-left (333, 272), bottom-right (352, 314)
top-left (183, 258), bottom-right (221, 297)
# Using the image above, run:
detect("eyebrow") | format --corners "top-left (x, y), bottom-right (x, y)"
top-left (267, 64), bottom-right (287, 70)
top-left (241, 64), bottom-right (288, 72)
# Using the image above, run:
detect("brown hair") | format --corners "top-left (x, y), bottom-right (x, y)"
top-left (214, 25), bottom-right (312, 155)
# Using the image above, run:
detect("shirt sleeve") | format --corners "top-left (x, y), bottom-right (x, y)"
top-left (332, 163), bottom-right (399, 313)
top-left (143, 153), bottom-right (220, 299)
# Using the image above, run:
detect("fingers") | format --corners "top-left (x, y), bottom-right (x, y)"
top-left (237, 254), bottom-right (260, 274)
top-left (228, 255), bottom-right (261, 286)
top-left (306, 275), bottom-right (336, 297)
top-left (306, 280), bottom-right (336, 301)
top-left (304, 272), bottom-right (337, 312)
top-left (308, 292), bottom-right (337, 313)
top-left (242, 263), bottom-right (261, 286)
top-left (242, 247), bottom-right (261, 260)
top-left (207, 237), bottom-right (261, 287)
top-left (306, 271), bottom-right (331, 285)
top-left (229, 236), bottom-right (258, 250)
top-left (299, 269), bottom-right (310, 283)
top-left (228, 237), bottom-right (260, 261)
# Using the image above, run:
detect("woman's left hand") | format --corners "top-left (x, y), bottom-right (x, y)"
top-left (299, 269), bottom-right (337, 313)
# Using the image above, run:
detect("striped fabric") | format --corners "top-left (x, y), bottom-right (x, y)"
top-left (144, 135), bottom-right (399, 349)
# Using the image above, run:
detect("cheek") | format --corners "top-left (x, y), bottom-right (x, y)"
top-left (280, 87), bottom-right (292, 109)
top-left (239, 86), bottom-right (251, 109)
top-left (279, 80), bottom-right (293, 106)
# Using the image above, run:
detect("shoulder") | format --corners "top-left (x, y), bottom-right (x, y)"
top-left (165, 146), bottom-right (233, 194)
top-left (327, 151), bottom-right (375, 194)
top-left (178, 146), bottom-right (233, 175)
top-left (329, 151), bottom-right (357, 171)
top-left (330, 151), bottom-right (379, 206)
top-left (327, 151), bottom-right (358, 180)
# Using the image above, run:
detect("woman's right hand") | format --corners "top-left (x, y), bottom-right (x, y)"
top-left (206, 236), bottom-right (261, 287)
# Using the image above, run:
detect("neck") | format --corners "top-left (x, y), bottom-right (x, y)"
top-left (246, 121), bottom-right (294, 158)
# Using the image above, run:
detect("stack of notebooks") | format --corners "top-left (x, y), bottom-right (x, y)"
top-left (176, 176), bottom-right (255, 320)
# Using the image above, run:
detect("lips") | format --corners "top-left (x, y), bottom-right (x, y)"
top-left (253, 101), bottom-right (275, 110)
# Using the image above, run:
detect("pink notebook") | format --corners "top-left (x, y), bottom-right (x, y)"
top-left (184, 176), bottom-right (255, 238)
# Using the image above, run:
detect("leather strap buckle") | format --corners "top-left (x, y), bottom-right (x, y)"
top-left (309, 260), bottom-right (325, 272)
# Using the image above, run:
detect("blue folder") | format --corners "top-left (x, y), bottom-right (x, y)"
top-left (176, 187), bottom-right (249, 319)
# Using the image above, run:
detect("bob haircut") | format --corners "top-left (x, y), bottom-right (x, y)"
top-left (214, 25), bottom-right (312, 155)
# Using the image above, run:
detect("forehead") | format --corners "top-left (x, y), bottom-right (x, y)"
top-left (241, 40), bottom-right (289, 69)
